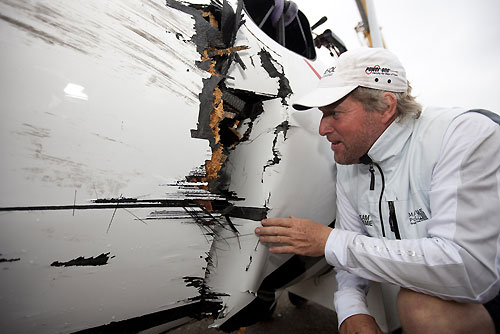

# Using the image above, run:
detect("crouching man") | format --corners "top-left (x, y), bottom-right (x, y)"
top-left (256, 48), bottom-right (500, 334)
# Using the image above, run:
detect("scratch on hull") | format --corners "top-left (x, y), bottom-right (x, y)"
top-left (51, 253), bottom-right (115, 267)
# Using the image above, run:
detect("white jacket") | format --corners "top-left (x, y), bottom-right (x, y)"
top-left (324, 107), bottom-right (500, 326)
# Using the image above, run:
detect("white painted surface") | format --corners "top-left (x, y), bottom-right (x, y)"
top-left (0, 1), bottom-right (213, 332)
top-left (0, 0), bottom-right (342, 332)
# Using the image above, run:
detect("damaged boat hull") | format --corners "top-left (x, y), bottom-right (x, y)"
top-left (0, 0), bottom-right (341, 332)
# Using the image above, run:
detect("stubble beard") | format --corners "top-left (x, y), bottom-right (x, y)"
top-left (333, 114), bottom-right (379, 165)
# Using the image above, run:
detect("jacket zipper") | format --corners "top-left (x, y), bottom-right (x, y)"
top-left (363, 155), bottom-right (401, 239)
top-left (374, 163), bottom-right (386, 238)
top-left (368, 162), bottom-right (402, 239)
top-left (388, 201), bottom-right (401, 239)
top-left (369, 165), bottom-right (375, 190)
top-left (370, 162), bottom-right (386, 238)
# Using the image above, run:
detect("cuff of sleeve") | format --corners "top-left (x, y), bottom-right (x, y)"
top-left (334, 288), bottom-right (371, 328)
top-left (324, 228), bottom-right (358, 268)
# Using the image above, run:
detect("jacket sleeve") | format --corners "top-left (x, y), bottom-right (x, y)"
top-left (329, 177), bottom-right (372, 326)
top-left (325, 113), bottom-right (500, 303)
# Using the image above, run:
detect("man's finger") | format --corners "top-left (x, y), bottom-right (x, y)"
top-left (258, 235), bottom-right (290, 245)
top-left (261, 217), bottom-right (293, 227)
top-left (255, 226), bottom-right (290, 237)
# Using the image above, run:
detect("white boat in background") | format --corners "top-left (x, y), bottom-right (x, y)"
top-left (0, 0), bottom-right (398, 332)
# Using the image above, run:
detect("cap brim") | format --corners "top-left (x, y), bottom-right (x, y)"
top-left (292, 85), bottom-right (357, 111)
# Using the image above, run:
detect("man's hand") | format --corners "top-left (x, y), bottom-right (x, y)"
top-left (254, 216), bottom-right (333, 256)
top-left (340, 314), bottom-right (383, 334)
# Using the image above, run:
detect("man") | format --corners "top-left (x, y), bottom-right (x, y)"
top-left (255, 48), bottom-right (500, 334)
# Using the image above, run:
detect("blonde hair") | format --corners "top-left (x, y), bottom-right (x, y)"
top-left (350, 83), bottom-right (422, 121)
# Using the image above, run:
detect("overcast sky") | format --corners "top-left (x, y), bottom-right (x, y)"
top-left (295, 0), bottom-right (500, 113)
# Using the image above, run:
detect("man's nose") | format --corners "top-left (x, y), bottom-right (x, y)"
top-left (319, 117), bottom-right (333, 136)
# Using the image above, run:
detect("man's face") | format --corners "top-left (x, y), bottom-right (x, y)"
top-left (318, 96), bottom-right (385, 165)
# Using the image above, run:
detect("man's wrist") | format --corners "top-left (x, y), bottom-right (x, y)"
top-left (339, 314), bottom-right (382, 334)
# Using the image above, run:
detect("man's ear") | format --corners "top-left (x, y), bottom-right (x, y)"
top-left (381, 92), bottom-right (397, 124)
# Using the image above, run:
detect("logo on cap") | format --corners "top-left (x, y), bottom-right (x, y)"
top-left (365, 65), bottom-right (399, 76)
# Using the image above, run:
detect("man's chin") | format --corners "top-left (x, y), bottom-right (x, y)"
top-left (335, 161), bottom-right (356, 165)
top-left (334, 155), bottom-right (353, 165)
top-left (333, 152), bottom-right (359, 165)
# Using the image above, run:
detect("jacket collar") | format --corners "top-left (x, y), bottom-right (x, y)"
top-left (363, 117), bottom-right (415, 165)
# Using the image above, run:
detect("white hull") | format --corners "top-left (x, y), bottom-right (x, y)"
top-left (0, 0), bottom-right (340, 332)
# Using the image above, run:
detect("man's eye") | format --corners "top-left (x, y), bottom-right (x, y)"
top-left (322, 111), bottom-right (340, 119)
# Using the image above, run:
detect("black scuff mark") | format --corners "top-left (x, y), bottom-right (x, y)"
top-left (262, 136), bottom-right (280, 180)
top-left (197, 251), bottom-right (214, 279)
top-left (174, 31), bottom-right (189, 42)
top-left (72, 189), bottom-right (77, 216)
top-left (0, 13), bottom-right (88, 54)
top-left (222, 215), bottom-right (241, 249)
top-left (184, 205), bottom-right (220, 227)
top-left (249, 55), bottom-right (256, 67)
top-left (182, 276), bottom-right (228, 319)
top-left (258, 49), bottom-right (293, 105)
top-left (203, 251), bottom-right (214, 275)
top-left (51, 252), bottom-right (114, 267)
top-left (93, 197), bottom-right (138, 204)
top-left (0, 257), bottom-right (21, 263)
top-left (255, 192), bottom-right (270, 252)
top-left (264, 192), bottom-right (271, 211)
top-left (245, 255), bottom-right (253, 272)
top-left (145, 209), bottom-right (218, 221)
top-left (254, 238), bottom-right (260, 251)
top-left (106, 194), bottom-right (122, 233)
top-left (181, 205), bottom-right (226, 244)
top-left (275, 120), bottom-right (289, 137)
top-left (220, 205), bottom-right (268, 221)
top-left (74, 302), bottom-right (208, 333)
top-left (0, 196), bottom-right (267, 221)
top-left (234, 52), bottom-right (246, 70)
top-left (121, 207), bottom-right (148, 226)
top-left (262, 121), bottom-right (290, 179)
top-left (223, 215), bottom-right (239, 235)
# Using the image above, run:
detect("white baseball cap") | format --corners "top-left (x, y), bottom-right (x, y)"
top-left (293, 48), bottom-right (408, 111)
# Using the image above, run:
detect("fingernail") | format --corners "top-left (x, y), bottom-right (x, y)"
top-left (255, 228), bottom-right (261, 234)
